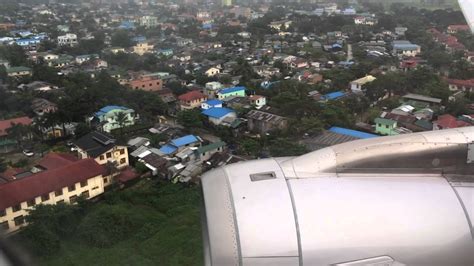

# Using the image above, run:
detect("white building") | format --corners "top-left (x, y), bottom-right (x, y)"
top-left (57, 33), bottom-right (78, 47)
top-left (350, 75), bottom-right (376, 93)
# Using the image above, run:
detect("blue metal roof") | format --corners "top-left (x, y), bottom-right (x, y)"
top-left (170, 135), bottom-right (199, 147)
top-left (95, 105), bottom-right (129, 117)
top-left (329, 126), bottom-right (378, 139)
top-left (393, 44), bottom-right (420, 50)
top-left (202, 107), bottom-right (235, 119)
top-left (159, 144), bottom-right (177, 155)
top-left (219, 86), bottom-right (246, 95)
top-left (322, 91), bottom-right (346, 100)
top-left (205, 99), bottom-right (223, 106)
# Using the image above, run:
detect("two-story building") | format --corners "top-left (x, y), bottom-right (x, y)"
top-left (133, 42), bottom-right (154, 56)
top-left (92, 105), bottom-right (136, 133)
top-left (392, 41), bottom-right (421, 57)
top-left (57, 33), bottom-right (78, 47)
top-left (6, 66), bottom-right (32, 77)
top-left (178, 91), bottom-right (208, 110)
top-left (0, 153), bottom-right (109, 233)
top-left (128, 76), bottom-right (163, 91)
top-left (350, 75), bottom-right (376, 93)
top-left (249, 95), bottom-right (266, 109)
top-left (74, 131), bottom-right (129, 185)
top-left (204, 81), bottom-right (224, 98)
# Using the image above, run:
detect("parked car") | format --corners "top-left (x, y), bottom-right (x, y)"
top-left (22, 149), bottom-right (34, 157)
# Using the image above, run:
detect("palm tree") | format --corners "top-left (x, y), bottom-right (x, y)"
top-left (113, 111), bottom-right (129, 136)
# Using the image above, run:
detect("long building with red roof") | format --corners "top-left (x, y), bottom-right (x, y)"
top-left (0, 153), bottom-right (110, 233)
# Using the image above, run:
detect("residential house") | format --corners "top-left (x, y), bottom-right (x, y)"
top-left (269, 20), bottom-right (292, 31)
top-left (201, 99), bottom-right (223, 110)
top-left (354, 16), bottom-right (377, 25)
top-left (157, 48), bottom-right (173, 57)
top-left (31, 98), bottom-right (57, 116)
top-left (447, 25), bottom-right (470, 34)
top-left (140, 16), bottom-right (158, 28)
top-left (447, 78), bottom-right (474, 92)
top-left (57, 33), bottom-right (78, 47)
top-left (392, 41), bottom-right (421, 57)
top-left (108, 47), bottom-right (126, 54)
top-left (249, 95), bottom-right (266, 109)
top-left (247, 110), bottom-right (288, 134)
top-left (204, 81), bottom-right (224, 98)
top-left (194, 141), bottom-right (226, 162)
top-left (0, 154), bottom-right (109, 233)
top-left (350, 75), bottom-right (376, 93)
top-left (159, 135), bottom-right (201, 156)
top-left (204, 67), bottom-right (220, 77)
top-left (128, 76), bottom-right (163, 91)
top-left (36, 52), bottom-right (59, 62)
top-left (92, 105), bottom-right (136, 133)
top-left (178, 91), bottom-right (208, 110)
top-left (133, 42), bottom-right (154, 56)
top-left (217, 86), bottom-right (246, 100)
top-left (395, 27), bottom-right (408, 36)
top-left (6, 66), bottom-right (32, 77)
top-left (374, 117), bottom-right (398, 135)
top-left (74, 131), bottom-right (129, 185)
top-left (18, 81), bottom-right (58, 92)
top-left (75, 54), bottom-right (98, 64)
top-left (202, 107), bottom-right (237, 126)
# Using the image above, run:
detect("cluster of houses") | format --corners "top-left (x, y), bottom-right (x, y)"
top-left (1, 0), bottom-right (473, 236)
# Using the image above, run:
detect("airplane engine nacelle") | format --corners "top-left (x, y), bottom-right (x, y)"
top-left (201, 127), bottom-right (474, 266)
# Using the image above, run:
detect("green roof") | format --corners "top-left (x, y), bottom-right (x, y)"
top-left (374, 117), bottom-right (397, 126)
top-left (196, 141), bottom-right (226, 154)
top-left (0, 139), bottom-right (17, 146)
top-left (6, 66), bottom-right (32, 73)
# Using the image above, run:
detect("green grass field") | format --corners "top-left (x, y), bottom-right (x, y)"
top-left (32, 180), bottom-right (203, 266)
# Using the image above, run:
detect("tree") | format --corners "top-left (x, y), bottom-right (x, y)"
top-left (177, 110), bottom-right (204, 128)
top-left (111, 30), bottom-right (133, 48)
top-left (240, 138), bottom-right (261, 156)
top-left (268, 138), bottom-right (307, 157)
top-left (113, 111), bottom-right (129, 136)
top-left (294, 117), bottom-right (324, 136)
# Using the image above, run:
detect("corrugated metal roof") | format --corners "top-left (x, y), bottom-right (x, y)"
top-left (202, 107), bottom-right (235, 118)
top-left (329, 126), bottom-right (378, 139)
top-left (159, 144), bottom-right (177, 155)
top-left (170, 135), bottom-right (199, 147)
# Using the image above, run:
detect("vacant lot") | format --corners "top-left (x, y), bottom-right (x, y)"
top-left (16, 179), bottom-right (203, 266)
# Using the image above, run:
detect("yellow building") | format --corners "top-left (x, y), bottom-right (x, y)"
top-left (132, 42), bottom-right (154, 56)
top-left (74, 131), bottom-right (129, 186)
top-left (222, 0), bottom-right (232, 6)
top-left (0, 154), bottom-right (109, 233)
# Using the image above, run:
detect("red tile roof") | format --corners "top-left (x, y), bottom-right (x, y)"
top-left (447, 78), bottom-right (474, 88)
top-left (0, 116), bottom-right (33, 137)
top-left (178, 90), bottom-right (206, 102)
top-left (0, 158), bottom-right (106, 210)
top-left (37, 153), bottom-right (79, 170)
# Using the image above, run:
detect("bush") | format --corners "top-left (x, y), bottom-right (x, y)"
top-left (77, 205), bottom-right (144, 247)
